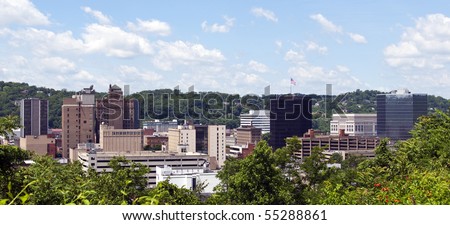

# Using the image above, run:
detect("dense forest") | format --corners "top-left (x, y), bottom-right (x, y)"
top-left (1, 81), bottom-right (450, 132)
top-left (1, 109), bottom-right (450, 205)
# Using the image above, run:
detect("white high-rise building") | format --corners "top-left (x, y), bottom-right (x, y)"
top-left (330, 114), bottom-right (377, 136)
top-left (208, 125), bottom-right (226, 168)
top-left (240, 110), bottom-right (270, 133)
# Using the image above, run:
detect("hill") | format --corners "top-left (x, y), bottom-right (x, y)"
top-left (1, 81), bottom-right (449, 130)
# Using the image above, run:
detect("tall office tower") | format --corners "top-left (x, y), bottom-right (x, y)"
top-left (20, 98), bottom-right (48, 137)
top-left (123, 98), bottom-right (140, 129)
top-left (195, 125), bottom-right (209, 154)
top-left (269, 94), bottom-right (312, 150)
top-left (62, 86), bottom-right (96, 158)
top-left (207, 125), bottom-right (226, 168)
top-left (239, 110), bottom-right (270, 133)
top-left (376, 89), bottom-right (427, 141)
top-left (96, 84), bottom-right (124, 130)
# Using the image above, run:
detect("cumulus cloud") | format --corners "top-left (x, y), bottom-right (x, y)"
top-left (348, 32), bottom-right (367, 44)
top-left (310, 14), bottom-right (368, 44)
top-left (201, 16), bottom-right (235, 33)
top-left (38, 57), bottom-right (76, 73)
top-left (127, 19), bottom-right (171, 36)
top-left (251, 7), bottom-right (278, 22)
top-left (118, 65), bottom-right (162, 81)
top-left (384, 14), bottom-right (450, 69)
top-left (248, 60), bottom-right (269, 73)
top-left (152, 40), bottom-right (225, 70)
top-left (82, 24), bottom-right (153, 57)
top-left (305, 41), bottom-right (328, 54)
top-left (82, 6), bottom-right (111, 24)
top-left (0, 0), bottom-right (50, 26)
top-left (310, 14), bottom-right (342, 33)
top-left (4, 28), bottom-right (84, 56)
top-left (284, 49), bottom-right (305, 63)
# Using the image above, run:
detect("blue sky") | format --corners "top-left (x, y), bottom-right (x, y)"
top-left (1, 0), bottom-right (450, 97)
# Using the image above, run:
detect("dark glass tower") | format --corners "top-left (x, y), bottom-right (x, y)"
top-left (20, 98), bottom-right (48, 137)
top-left (376, 89), bottom-right (427, 141)
top-left (269, 94), bottom-right (312, 150)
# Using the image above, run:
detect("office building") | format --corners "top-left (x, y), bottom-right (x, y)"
top-left (240, 110), bottom-right (270, 133)
top-left (99, 124), bottom-right (143, 153)
top-left (195, 125), bottom-right (209, 154)
top-left (20, 98), bottom-right (48, 138)
top-left (77, 149), bottom-right (209, 188)
top-left (376, 89), bottom-right (427, 141)
top-left (330, 114), bottom-right (377, 136)
top-left (236, 126), bottom-right (262, 146)
top-left (19, 135), bottom-right (56, 157)
top-left (143, 120), bottom-right (178, 132)
top-left (295, 129), bottom-right (380, 160)
top-left (96, 84), bottom-right (140, 138)
top-left (269, 94), bottom-right (312, 150)
top-left (61, 86), bottom-right (96, 158)
top-left (155, 165), bottom-right (220, 194)
top-left (207, 125), bottom-right (226, 168)
top-left (168, 124), bottom-right (196, 153)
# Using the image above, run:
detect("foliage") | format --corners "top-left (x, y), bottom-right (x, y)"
top-left (212, 141), bottom-right (296, 204)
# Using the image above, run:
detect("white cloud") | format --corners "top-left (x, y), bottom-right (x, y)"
top-left (201, 16), bottom-right (235, 33)
top-left (0, 0), bottom-right (50, 26)
top-left (348, 32), bottom-right (367, 44)
top-left (82, 24), bottom-right (153, 57)
top-left (251, 7), bottom-right (278, 22)
top-left (82, 6), bottom-right (111, 24)
top-left (305, 41), bottom-right (328, 54)
top-left (284, 50), bottom-right (305, 63)
top-left (275, 41), bottom-right (283, 48)
top-left (336, 65), bottom-right (350, 73)
top-left (384, 14), bottom-right (450, 69)
top-left (310, 14), bottom-right (342, 33)
top-left (248, 60), bottom-right (269, 73)
top-left (5, 28), bottom-right (84, 56)
top-left (38, 57), bottom-right (76, 73)
top-left (118, 65), bottom-right (162, 81)
top-left (153, 40), bottom-right (225, 70)
top-left (127, 19), bottom-right (171, 36)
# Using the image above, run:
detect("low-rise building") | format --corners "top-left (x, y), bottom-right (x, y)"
top-left (155, 165), bottom-right (219, 194)
top-left (77, 150), bottom-right (210, 188)
top-left (19, 135), bottom-right (57, 157)
top-left (99, 124), bottom-right (143, 153)
top-left (330, 113), bottom-right (377, 137)
top-left (295, 129), bottom-right (380, 160)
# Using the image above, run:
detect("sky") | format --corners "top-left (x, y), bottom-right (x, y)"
top-left (1, 0), bottom-right (450, 97)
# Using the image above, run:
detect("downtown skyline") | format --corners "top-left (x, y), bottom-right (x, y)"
top-left (1, 0), bottom-right (450, 97)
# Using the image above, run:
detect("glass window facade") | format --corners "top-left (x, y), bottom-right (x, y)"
top-left (377, 93), bottom-right (427, 140)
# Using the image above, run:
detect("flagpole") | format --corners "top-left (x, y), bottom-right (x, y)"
top-left (290, 83), bottom-right (292, 94)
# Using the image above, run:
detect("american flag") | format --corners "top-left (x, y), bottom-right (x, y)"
top-left (290, 78), bottom-right (296, 85)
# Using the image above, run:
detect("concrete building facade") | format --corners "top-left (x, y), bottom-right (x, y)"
top-left (236, 126), bottom-right (262, 146)
top-left (240, 110), bottom-right (270, 133)
top-left (155, 165), bottom-right (219, 194)
top-left (168, 125), bottom-right (196, 153)
top-left (330, 114), bottom-right (377, 137)
top-left (99, 124), bottom-right (143, 153)
top-left (77, 150), bottom-right (209, 187)
top-left (19, 135), bottom-right (55, 156)
top-left (61, 86), bottom-right (96, 158)
top-left (208, 125), bottom-right (226, 168)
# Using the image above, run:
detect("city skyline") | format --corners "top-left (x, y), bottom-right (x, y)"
top-left (1, 1), bottom-right (450, 97)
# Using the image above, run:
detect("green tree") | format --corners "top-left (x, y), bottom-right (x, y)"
top-left (212, 141), bottom-right (295, 204)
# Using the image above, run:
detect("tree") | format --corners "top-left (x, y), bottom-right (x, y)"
top-left (212, 141), bottom-right (295, 204)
